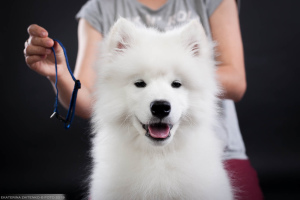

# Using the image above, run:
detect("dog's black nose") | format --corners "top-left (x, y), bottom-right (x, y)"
top-left (150, 101), bottom-right (171, 119)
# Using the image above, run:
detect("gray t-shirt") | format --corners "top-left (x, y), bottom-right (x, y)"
top-left (76, 0), bottom-right (247, 160)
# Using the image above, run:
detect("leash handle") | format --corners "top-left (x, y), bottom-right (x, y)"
top-left (50, 39), bottom-right (81, 130)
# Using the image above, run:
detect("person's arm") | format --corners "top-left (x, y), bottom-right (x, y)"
top-left (25, 19), bottom-right (102, 119)
top-left (209, 0), bottom-right (246, 102)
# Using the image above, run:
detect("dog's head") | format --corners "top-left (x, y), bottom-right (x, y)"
top-left (93, 18), bottom-right (219, 147)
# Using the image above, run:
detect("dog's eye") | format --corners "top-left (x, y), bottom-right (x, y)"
top-left (134, 80), bottom-right (147, 88)
top-left (171, 80), bottom-right (182, 88)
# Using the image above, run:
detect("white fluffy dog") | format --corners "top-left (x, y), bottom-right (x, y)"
top-left (89, 18), bottom-right (233, 200)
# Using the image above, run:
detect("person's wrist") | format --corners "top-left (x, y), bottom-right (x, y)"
top-left (47, 63), bottom-right (69, 83)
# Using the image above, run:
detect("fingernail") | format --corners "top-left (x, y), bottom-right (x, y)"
top-left (41, 31), bottom-right (47, 37)
top-left (47, 40), bottom-right (53, 46)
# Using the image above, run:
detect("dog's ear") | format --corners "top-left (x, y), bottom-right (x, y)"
top-left (106, 18), bottom-right (136, 53)
top-left (180, 20), bottom-right (211, 57)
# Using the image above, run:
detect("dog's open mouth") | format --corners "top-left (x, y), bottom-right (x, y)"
top-left (142, 123), bottom-right (173, 141)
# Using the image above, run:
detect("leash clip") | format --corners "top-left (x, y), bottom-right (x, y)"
top-left (50, 111), bottom-right (67, 123)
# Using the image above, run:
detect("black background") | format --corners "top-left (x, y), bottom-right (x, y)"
top-left (2, 0), bottom-right (300, 199)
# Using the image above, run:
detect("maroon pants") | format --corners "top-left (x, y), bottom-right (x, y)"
top-left (224, 159), bottom-right (264, 200)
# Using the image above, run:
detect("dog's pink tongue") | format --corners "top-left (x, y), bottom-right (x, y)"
top-left (148, 124), bottom-right (170, 138)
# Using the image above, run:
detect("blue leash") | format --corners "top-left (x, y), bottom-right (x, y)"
top-left (50, 39), bottom-right (81, 129)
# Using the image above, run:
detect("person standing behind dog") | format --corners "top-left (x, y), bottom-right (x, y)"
top-left (24, 0), bottom-right (263, 199)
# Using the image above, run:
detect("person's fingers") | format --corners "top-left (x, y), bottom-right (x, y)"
top-left (24, 44), bottom-right (52, 56)
top-left (25, 55), bottom-right (46, 67)
top-left (31, 36), bottom-right (54, 48)
top-left (27, 24), bottom-right (48, 38)
top-left (24, 38), bottom-right (29, 48)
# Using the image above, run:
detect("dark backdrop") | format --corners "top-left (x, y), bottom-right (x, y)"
top-left (2, 0), bottom-right (300, 199)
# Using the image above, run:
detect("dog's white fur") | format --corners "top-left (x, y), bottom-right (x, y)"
top-left (90, 18), bottom-right (233, 200)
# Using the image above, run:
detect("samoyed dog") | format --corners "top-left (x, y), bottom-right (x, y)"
top-left (89, 18), bottom-right (233, 200)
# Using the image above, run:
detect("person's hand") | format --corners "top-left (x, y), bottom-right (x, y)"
top-left (24, 24), bottom-right (67, 81)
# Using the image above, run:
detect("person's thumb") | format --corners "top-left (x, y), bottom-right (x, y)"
top-left (52, 40), bottom-right (66, 64)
